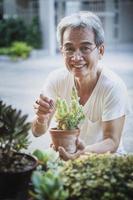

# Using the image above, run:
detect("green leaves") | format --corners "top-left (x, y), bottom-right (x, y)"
top-left (30, 149), bottom-right (68, 200)
top-left (33, 149), bottom-right (59, 171)
top-left (30, 152), bottom-right (133, 200)
top-left (0, 100), bottom-right (30, 154)
top-left (30, 170), bottom-right (69, 200)
top-left (0, 17), bottom-right (42, 49)
top-left (55, 87), bottom-right (85, 130)
top-left (9, 41), bottom-right (32, 59)
top-left (61, 153), bottom-right (133, 200)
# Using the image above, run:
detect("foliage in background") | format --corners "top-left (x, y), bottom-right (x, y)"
top-left (55, 87), bottom-right (85, 130)
top-left (0, 17), bottom-right (42, 48)
top-left (0, 41), bottom-right (32, 60)
top-left (0, 18), bottom-right (27, 47)
top-left (61, 153), bottom-right (133, 200)
top-left (25, 17), bottom-right (42, 49)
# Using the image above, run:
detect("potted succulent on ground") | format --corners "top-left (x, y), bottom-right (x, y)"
top-left (0, 100), bottom-right (37, 200)
top-left (50, 87), bottom-right (85, 154)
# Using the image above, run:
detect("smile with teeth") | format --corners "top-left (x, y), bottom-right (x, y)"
top-left (72, 65), bottom-right (86, 69)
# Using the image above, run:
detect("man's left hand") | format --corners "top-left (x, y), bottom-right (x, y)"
top-left (58, 139), bottom-right (85, 161)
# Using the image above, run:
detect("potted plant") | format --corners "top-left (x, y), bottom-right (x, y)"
top-left (0, 100), bottom-right (38, 200)
top-left (50, 87), bottom-right (85, 154)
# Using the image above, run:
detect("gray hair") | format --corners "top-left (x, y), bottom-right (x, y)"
top-left (57, 11), bottom-right (104, 47)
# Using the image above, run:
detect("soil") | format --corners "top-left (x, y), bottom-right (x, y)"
top-left (0, 152), bottom-right (37, 173)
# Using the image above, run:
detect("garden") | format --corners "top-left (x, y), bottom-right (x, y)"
top-left (0, 89), bottom-right (133, 200)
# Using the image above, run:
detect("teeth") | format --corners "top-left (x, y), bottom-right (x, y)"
top-left (73, 65), bottom-right (85, 68)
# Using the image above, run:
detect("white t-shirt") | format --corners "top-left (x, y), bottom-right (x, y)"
top-left (42, 67), bottom-right (131, 153)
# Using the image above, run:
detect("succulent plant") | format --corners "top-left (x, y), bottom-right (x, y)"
top-left (30, 149), bottom-right (68, 200)
top-left (0, 100), bottom-right (31, 171)
top-left (0, 100), bottom-right (31, 153)
top-left (61, 153), bottom-right (133, 200)
top-left (55, 87), bottom-right (85, 130)
top-left (30, 170), bottom-right (69, 200)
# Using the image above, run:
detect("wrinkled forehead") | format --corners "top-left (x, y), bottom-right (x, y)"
top-left (62, 27), bottom-right (95, 46)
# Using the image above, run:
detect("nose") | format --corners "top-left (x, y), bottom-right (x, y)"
top-left (71, 49), bottom-right (83, 61)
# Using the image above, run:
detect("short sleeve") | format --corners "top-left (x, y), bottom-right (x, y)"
top-left (102, 82), bottom-right (131, 121)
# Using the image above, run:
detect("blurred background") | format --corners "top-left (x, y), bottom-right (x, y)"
top-left (0, 0), bottom-right (133, 152)
top-left (0, 0), bottom-right (133, 54)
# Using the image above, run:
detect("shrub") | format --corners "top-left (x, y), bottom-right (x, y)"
top-left (10, 41), bottom-right (32, 59)
top-left (0, 18), bottom-right (27, 47)
top-left (0, 41), bottom-right (32, 59)
top-left (0, 17), bottom-right (42, 48)
top-left (61, 153), bottom-right (133, 200)
top-left (25, 17), bottom-right (42, 49)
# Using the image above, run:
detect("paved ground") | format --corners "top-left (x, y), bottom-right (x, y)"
top-left (0, 50), bottom-right (133, 153)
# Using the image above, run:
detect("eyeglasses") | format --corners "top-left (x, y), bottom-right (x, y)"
top-left (62, 45), bottom-right (97, 57)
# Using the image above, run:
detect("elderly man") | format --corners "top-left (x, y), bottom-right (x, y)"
top-left (32, 12), bottom-right (130, 160)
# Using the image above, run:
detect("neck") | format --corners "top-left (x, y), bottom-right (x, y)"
top-left (73, 67), bottom-right (102, 106)
top-left (74, 67), bottom-right (101, 92)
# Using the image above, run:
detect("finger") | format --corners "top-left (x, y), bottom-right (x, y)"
top-left (35, 112), bottom-right (49, 120)
top-left (34, 100), bottom-right (53, 113)
top-left (76, 138), bottom-right (85, 150)
top-left (50, 143), bottom-right (57, 151)
top-left (35, 95), bottom-right (51, 110)
top-left (34, 106), bottom-right (53, 115)
top-left (58, 147), bottom-right (71, 161)
top-left (40, 94), bottom-right (55, 110)
top-left (40, 94), bottom-right (51, 104)
top-left (39, 99), bottom-right (52, 109)
top-left (58, 147), bottom-right (68, 160)
top-left (50, 143), bottom-right (53, 148)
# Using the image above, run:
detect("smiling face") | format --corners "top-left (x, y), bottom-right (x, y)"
top-left (61, 27), bottom-right (104, 79)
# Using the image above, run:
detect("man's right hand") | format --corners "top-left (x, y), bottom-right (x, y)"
top-left (33, 94), bottom-right (55, 124)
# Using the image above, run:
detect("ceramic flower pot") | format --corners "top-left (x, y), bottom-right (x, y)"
top-left (50, 128), bottom-right (80, 154)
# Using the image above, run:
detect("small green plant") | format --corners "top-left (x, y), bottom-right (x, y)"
top-left (0, 41), bottom-right (32, 60)
top-left (55, 87), bottom-right (85, 130)
top-left (61, 153), bottom-right (133, 200)
top-left (10, 41), bottom-right (32, 59)
top-left (30, 170), bottom-right (68, 200)
top-left (0, 100), bottom-right (31, 171)
top-left (30, 149), bottom-right (68, 200)
top-left (33, 149), bottom-right (60, 171)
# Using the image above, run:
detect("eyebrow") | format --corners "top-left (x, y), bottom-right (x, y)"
top-left (63, 41), bottom-right (94, 47)
top-left (80, 41), bottom-right (94, 45)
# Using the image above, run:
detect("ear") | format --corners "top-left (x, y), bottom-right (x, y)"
top-left (60, 46), bottom-right (64, 55)
top-left (98, 44), bottom-right (104, 60)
